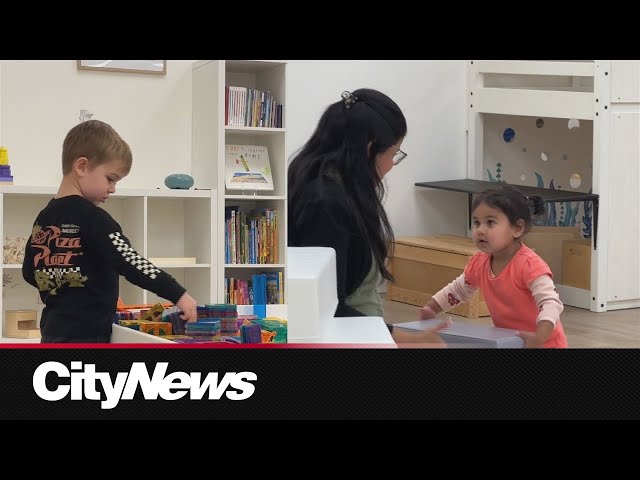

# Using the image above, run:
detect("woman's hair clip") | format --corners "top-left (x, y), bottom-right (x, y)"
top-left (341, 91), bottom-right (360, 109)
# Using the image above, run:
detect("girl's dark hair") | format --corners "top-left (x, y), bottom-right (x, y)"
top-left (472, 185), bottom-right (545, 233)
top-left (288, 88), bottom-right (407, 281)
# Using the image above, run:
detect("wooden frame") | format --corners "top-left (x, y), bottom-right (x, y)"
top-left (77, 60), bottom-right (167, 76)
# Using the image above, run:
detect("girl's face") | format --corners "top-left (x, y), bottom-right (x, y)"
top-left (471, 202), bottom-right (525, 254)
top-left (375, 138), bottom-right (404, 179)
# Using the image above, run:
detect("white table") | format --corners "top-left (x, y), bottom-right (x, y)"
top-left (321, 316), bottom-right (395, 345)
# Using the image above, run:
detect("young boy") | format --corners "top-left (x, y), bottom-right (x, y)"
top-left (21, 120), bottom-right (198, 343)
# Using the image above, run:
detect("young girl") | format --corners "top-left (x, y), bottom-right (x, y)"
top-left (420, 186), bottom-right (568, 348)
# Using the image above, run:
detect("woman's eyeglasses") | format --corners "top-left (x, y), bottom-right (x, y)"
top-left (393, 149), bottom-right (407, 166)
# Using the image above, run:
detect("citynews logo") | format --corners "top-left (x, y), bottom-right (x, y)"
top-left (33, 361), bottom-right (257, 410)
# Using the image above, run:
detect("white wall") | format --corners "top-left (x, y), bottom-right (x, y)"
top-left (286, 60), bottom-right (468, 238)
top-left (1, 60), bottom-right (468, 237)
top-left (0, 60), bottom-right (194, 188)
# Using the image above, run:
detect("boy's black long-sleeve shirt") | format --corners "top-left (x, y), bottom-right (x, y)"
top-left (22, 195), bottom-right (186, 337)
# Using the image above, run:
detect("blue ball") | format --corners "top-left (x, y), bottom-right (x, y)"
top-left (164, 174), bottom-right (194, 189)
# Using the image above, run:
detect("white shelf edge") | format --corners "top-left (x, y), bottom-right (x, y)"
top-left (155, 263), bottom-right (211, 269)
top-left (141, 188), bottom-right (212, 198)
top-left (476, 87), bottom-right (594, 120)
top-left (476, 60), bottom-right (594, 77)
top-left (1, 337), bottom-right (40, 344)
top-left (192, 60), bottom-right (287, 71)
top-left (226, 60), bottom-right (287, 72)
top-left (225, 126), bottom-right (286, 134)
top-left (225, 195), bottom-right (286, 201)
top-left (606, 299), bottom-right (640, 311)
top-left (0, 185), bottom-right (213, 198)
top-left (556, 284), bottom-right (591, 309)
top-left (230, 60), bottom-right (287, 64)
top-left (225, 264), bottom-right (285, 268)
top-left (0, 185), bottom-right (56, 195)
top-left (2, 264), bottom-right (22, 269)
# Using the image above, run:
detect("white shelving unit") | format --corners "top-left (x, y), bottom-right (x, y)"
top-left (0, 185), bottom-right (216, 340)
top-left (466, 60), bottom-right (640, 312)
top-left (191, 60), bottom-right (287, 304)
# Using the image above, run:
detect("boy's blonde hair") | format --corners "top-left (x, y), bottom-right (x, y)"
top-left (62, 120), bottom-right (133, 175)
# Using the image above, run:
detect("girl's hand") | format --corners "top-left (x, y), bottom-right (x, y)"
top-left (515, 331), bottom-right (545, 348)
top-left (419, 319), bottom-right (452, 343)
top-left (393, 319), bottom-right (452, 347)
top-left (418, 305), bottom-right (438, 320)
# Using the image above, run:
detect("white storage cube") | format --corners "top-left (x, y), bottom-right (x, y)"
top-left (286, 247), bottom-right (338, 342)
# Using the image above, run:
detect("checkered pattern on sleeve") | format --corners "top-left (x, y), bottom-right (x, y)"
top-left (108, 232), bottom-right (160, 279)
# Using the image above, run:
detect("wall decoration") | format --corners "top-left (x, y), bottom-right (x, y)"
top-left (503, 128), bottom-right (515, 143)
top-left (569, 173), bottom-right (582, 189)
top-left (486, 162), bottom-right (505, 183)
top-left (484, 115), bottom-right (592, 237)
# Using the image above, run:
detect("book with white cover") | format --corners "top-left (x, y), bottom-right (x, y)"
top-left (225, 145), bottom-right (274, 191)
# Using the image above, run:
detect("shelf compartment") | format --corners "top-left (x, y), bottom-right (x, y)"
top-left (475, 88), bottom-right (594, 120)
top-left (224, 132), bottom-right (286, 197)
top-left (224, 198), bottom-right (285, 266)
top-left (476, 60), bottom-right (594, 77)
top-left (147, 196), bottom-right (213, 263)
top-left (415, 179), bottom-right (600, 248)
top-left (146, 267), bottom-right (213, 307)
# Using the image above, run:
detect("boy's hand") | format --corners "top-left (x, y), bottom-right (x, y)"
top-left (176, 292), bottom-right (197, 322)
top-left (418, 305), bottom-right (438, 320)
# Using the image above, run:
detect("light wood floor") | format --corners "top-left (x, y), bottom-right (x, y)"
top-left (384, 299), bottom-right (640, 348)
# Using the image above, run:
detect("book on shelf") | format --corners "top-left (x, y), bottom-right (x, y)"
top-left (264, 271), bottom-right (284, 305)
top-left (224, 206), bottom-right (278, 265)
top-left (225, 86), bottom-right (283, 128)
top-left (225, 145), bottom-right (274, 191)
top-left (224, 272), bottom-right (284, 305)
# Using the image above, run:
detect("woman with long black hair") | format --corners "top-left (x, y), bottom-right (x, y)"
top-left (288, 88), bottom-right (447, 344)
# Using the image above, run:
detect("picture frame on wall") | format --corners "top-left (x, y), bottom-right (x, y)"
top-left (77, 60), bottom-right (167, 76)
